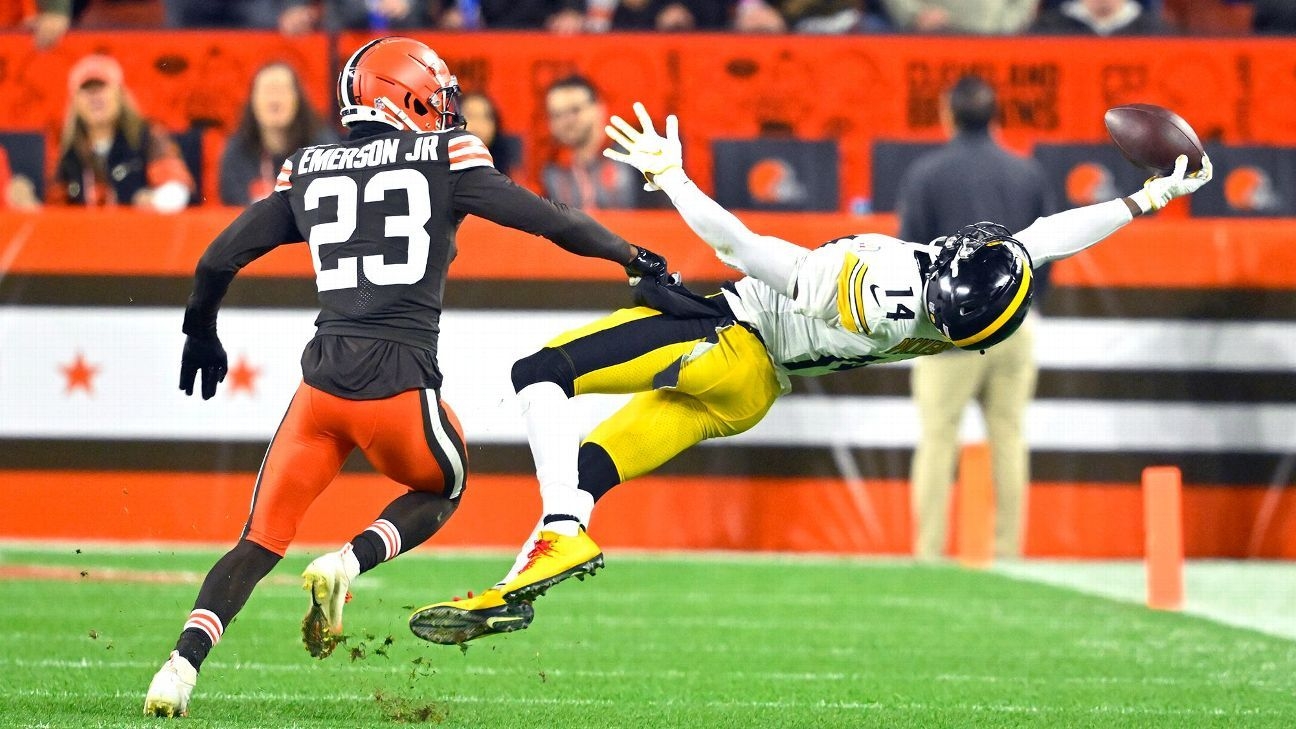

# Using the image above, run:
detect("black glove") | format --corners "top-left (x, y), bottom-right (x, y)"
top-left (625, 245), bottom-right (669, 281)
top-left (179, 334), bottom-right (228, 400)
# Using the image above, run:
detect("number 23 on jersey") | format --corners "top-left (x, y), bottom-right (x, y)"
top-left (303, 169), bottom-right (432, 291)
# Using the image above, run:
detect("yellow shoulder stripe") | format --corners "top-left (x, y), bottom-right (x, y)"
top-left (835, 253), bottom-right (870, 334)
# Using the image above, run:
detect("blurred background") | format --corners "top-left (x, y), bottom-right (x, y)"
top-left (1, 0), bottom-right (1293, 578)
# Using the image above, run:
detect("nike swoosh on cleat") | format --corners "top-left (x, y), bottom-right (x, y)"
top-left (485, 616), bottom-right (525, 629)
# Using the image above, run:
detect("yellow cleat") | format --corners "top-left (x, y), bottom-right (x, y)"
top-left (408, 589), bottom-right (534, 645)
top-left (499, 528), bottom-right (604, 604)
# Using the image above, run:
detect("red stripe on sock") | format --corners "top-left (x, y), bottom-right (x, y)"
top-left (368, 520), bottom-right (400, 561)
top-left (184, 609), bottom-right (223, 645)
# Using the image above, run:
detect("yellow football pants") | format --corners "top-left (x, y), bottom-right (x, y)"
top-left (544, 306), bottom-right (783, 483)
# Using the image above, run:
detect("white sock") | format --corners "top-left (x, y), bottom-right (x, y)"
top-left (539, 487), bottom-right (593, 535)
top-left (517, 381), bottom-right (593, 524)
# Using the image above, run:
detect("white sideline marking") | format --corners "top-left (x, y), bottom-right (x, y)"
top-left (4, 686), bottom-right (1286, 717)
top-left (996, 559), bottom-right (1296, 642)
top-left (2, 657), bottom-right (1287, 692)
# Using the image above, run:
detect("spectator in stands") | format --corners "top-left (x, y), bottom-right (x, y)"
top-left (1, 0), bottom-right (72, 49)
top-left (1031, 0), bottom-right (1165, 35)
top-left (1253, 0), bottom-right (1296, 33)
top-left (880, 0), bottom-right (1037, 33)
top-left (734, 0), bottom-right (890, 32)
top-left (479, 0), bottom-right (584, 31)
top-left (163, 0), bottom-right (298, 30)
top-left (219, 62), bottom-right (336, 207)
top-left (593, 0), bottom-right (733, 31)
top-left (51, 54), bottom-right (194, 212)
top-left (461, 91), bottom-right (518, 178)
top-left (541, 75), bottom-right (643, 210)
top-left (0, 147), bottom-right (40, 210)
top-left (897, 74), bottom-right (1054, 561)
top-left (282, 0), bottom-right (445, 31)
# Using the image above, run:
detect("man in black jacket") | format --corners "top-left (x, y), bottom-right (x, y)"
top-left (896, 75), bottom-right (1055, 562)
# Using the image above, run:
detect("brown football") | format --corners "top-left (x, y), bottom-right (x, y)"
top-left (1103, 104), bottom-right (1205, 176)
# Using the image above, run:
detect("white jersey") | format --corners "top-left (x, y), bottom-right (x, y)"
top-left (724, 234), bottom-right (953, 384)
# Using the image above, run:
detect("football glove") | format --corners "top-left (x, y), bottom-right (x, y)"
top-left (625, 245), bottom-right (669, 283)
top-left (179, 334), bottom-right (228, 400)
top-left (1132, 153), bottom-right (1213, 214)
top-left (603, 102), bottom-right (682, 191)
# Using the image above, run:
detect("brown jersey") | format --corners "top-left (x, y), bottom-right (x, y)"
top-left (183, 123), bottom-right (635, 399)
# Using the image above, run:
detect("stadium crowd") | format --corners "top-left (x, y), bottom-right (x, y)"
top-left (2, 1), bottom-right (1289, 49)
top-left (0, 0), bottom-right (1287, 211)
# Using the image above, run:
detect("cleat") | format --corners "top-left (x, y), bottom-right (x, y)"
top-left (499, 528), bottom-right (604, 604)
top-left (300, 551), bottom-right (355, 659)
top-left (143, 650), bottom-right (197, 718)
top-left (408, 589), bottom-right (534, 645)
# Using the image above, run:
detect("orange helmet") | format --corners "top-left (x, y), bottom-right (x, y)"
top-left (337, 37), bottom-right (464, 132)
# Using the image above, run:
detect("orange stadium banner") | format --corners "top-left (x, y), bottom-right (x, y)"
top-left (2, 208), bottom-right (1296, 558)
top-left (2, 33), bottom-right (1296, 207)
top-left (2, 31), bottom-right (1295, 559)
top-left (4, 208), bottom-right (1296, 288)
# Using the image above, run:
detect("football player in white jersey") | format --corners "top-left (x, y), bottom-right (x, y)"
top-left (408, 103), bottom-right (1212, 644)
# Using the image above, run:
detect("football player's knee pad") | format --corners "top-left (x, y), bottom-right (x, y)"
top-left (511, 347), bottom-right (575, 396)
top-left (576, 442), bottom-right (621, 502)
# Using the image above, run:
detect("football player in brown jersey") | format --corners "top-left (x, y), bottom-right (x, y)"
top-left (144, 38), bottom-right (667, 718)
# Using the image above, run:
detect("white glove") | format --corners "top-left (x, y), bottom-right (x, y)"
top-left (603, 102), bottom-right (683, 191)
top-left (1132, 153), bottom-right (1213, 213)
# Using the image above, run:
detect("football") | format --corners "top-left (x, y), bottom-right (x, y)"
top-left (1103, 103), bottom-right (1205, 176)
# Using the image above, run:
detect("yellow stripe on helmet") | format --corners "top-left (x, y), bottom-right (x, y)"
top-left (952, 256), bottom-right (1033, 348)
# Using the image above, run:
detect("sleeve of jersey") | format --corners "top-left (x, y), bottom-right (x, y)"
top-left (654, 168), bottom-right (806, 294)
top-left (273, 156), bottom-right (294, 192)
top-left (788, 241), bottom-right (870, 329)
top-left (446, 133), bottom-right (494, 172)
top-left (182, 193), bottom-right (303, 337)
top-left (1015, 198), bottom-right (1133, 265)
top-left (452, 167), bottom-right (634, 264)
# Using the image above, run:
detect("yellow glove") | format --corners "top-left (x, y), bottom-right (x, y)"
top-left (603, 102), bottom-right (683, 191)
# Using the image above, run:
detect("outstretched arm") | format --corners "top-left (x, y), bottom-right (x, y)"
top-left (452, 166), bottom-right (666, 280)
top-left (604, 103), bottom-right (808, 297)
top-left (1017, 154), bottom-right (1213, 264)
top-left (181, 193), bottom-right (302, 399)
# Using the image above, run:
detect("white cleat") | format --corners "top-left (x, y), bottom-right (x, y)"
top-left (301, 551), bottom-right (356, 658)
top-left (143, 650), bottom-right (197, 718)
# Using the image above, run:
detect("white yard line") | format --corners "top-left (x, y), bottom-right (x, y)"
top-left (1, 657), bottom-right (1283, 691)
top-left (995, 559), bottom-right (1296, 642)
top-left (3, 686), bottom-right (1286, 718)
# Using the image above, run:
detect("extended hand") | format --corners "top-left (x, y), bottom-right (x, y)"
top-left (1135, 153), bottom-right (1213, 213)
top-left (604, 102), bottom-right (683, 190)
top-left (179, 334), bottom-right (228, 400)
top-left (625, 245), bottom-right (669, 282)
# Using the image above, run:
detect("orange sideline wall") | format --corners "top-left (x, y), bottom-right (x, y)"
top-left (2, 33), bottom-right (1296, 207)
top-left (2, 209), bottom-right (1296, 557)
top-left (6, 208), bottom-right (1296, 287)
top-left (3, 472), bottom-right (1295, 559)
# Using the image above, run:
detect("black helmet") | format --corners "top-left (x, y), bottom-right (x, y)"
top-left (923, 222), bottom-right (1034, 351)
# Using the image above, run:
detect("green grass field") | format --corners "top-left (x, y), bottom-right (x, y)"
top-left (2, 545), bottom-right (1294, 729)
